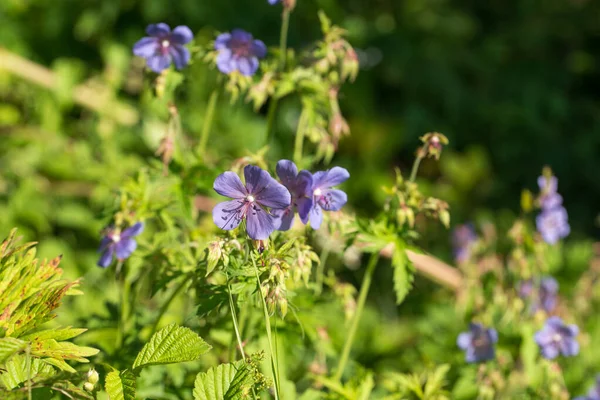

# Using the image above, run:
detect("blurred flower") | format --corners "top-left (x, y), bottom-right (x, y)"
top-left (214, 29), bottom-right (266, 76)
top-left (307, 167), bottom-right (349, 230)
top-left (538, 175), bottom-right (558, 197)
top-left (268, 0), bottom-right (279, 3)
top-left (534, 316), bottom-right (579, 359)
top-left (97, 222), bottom-right (144, 268)
top-left (133, 23), bottom-right (193, 72)
top-left (272, 160), bottom-right (313, 231)
top-left (457, 322), bottom-right (498, 363)
top-left (418, 132), bottom-right (449, 160)
top-left (574, 375), bottom-right (600, 400)
top-left (518, 276), bottom-right (559, 313)
top-left (212, 165), bottom-right (291, 240)
top-left (452, 224), bottom-right (477, 264)
top-left (536, 207), bottom-right (570, 244)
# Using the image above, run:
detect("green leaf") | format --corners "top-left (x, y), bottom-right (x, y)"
top-left (132, 323), bottom-right (212, 371)
top-left (0, 354), bottom-right (55, 390)
top-left (392, 240), bottom-right (414, 304)
top-left (0, 337), bottom-right (26, 363)
top-left (193, 361), bottom-right (253, 400)
top-left (105, 369), bottom-right (136, 400)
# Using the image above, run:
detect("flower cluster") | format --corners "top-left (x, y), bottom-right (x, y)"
top-left (133, 23), bottom-right (193, 72)
top-left (518, 276), bottom-right (559, 314)
top-left (457, 323), bottom-right (498, 363)
top-left (212, 161), bottom-right (349, 240)
top-left (97, 222), bottom-right (144, 267)
top-left (214, 29), bottom-right (267, 76)
top-left (536, 173), bottom-right (570, 244)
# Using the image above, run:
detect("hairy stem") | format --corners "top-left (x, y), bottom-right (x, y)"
top-left (409, 144), bottom-right (427, 182)
top-left (253, 256), bottom-right (281, 400)
top-left (198, 89), bottom-right (219, 158)
top-left (334, 252), bottom-right (379, 381)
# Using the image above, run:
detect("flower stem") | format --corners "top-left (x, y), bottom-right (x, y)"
top-left (198, 89), bottom-right (219, 158)
top-left (253, 256), bottom-right (281, 400)
top-left (116, 262), bottom-right (129, 350)
top-left (333, 252), bottom-right (379, 381)
top-left (315, 245), bottom-right (330, 295)
top-left (293, 109), bottom-right (307, 165)
top-left (409, 144), bottom-right (427, 182)
top-left (265, 7), bottom-right (292, 148)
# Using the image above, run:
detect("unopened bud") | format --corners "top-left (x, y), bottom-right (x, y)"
top-left (86, 368), bottom-right (99, 385)
top-left (84, 382), bottom-right (95, 392)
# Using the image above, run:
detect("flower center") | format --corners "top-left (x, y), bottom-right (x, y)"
top-left (229, 38), bottom-right (252, 57)
top-left (314, 188), bottom-right (322, 197)
top-left (552, 333), bottom-right (562, 343)
top-left (161, 40), bottom-right (170, 48)
top-left (246, 195), bottom-right (255, 203)
top-left (112, 234), bottom-right (121, 243)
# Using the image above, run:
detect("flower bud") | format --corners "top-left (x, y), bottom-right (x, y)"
top-left (87, 368), bottom-right (99, 385)
top-left (84, 382), bottom-right (95, 392)
top-left (419, 132), bottom-right (449, 160)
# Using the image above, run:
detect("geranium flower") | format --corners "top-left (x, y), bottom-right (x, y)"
top-left (457, 323), bottom-right (498, 363)
top-left (212, 165), bottom-right (291, 240)
top-left (536, 207), bottom-right (570, 244)
top-left (133, 23), bottom-right (193, 72)
top-left (534, 316), bottom-right (579, 359)
top-left (214, 29), bottom-right (267, 76)
top-left (272, 160), bottom-right (313, 231)
top-left (97, 222), bottom-right (144, 268)
top-left (306, 167), bottom-right (349, 230)
top-left (518, 276), bottom-right (559, 313)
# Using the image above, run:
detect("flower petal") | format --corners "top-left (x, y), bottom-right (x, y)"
top-left (115, 238), bottom-right (137, 259)
top-left (238, 56), bottom-right (259, 76)
top-left (215, 33), bottom-right (231, 50)
top-left (231, 29), bottom-right (253, 42)
top-left (457, 332), bottom-right (472, 350)
top-left (216, 49), bottom-right (235, 74)
top-left (214, 171), bottom-right (247, 199)
top-left (313, 166), bottom-right (350, 189)
top-left (246, 204), bottom-right (276, 240)
top-left (146, 54), bottom-right (171, 73)
top-left (122, 222), bottom-right (144, 238)
top-left (98, 236), bottom-right (112, 253)
top-left (273, 207), bottom-right (294, 231)
top-left (295, 171), bottom-right (313, 197)
top-left (171, 25), bottom-right (193, 44)
top-left (133, 37), bottom-right (158, 57)
top-left (170, 45), bottom-right (190, 70)
top-left (276, 159), bottom-right (298, 188)
top-left (97, 247), bottom-right (114, 268)
top-left (252, 39), bottom-right (267, 58)
top-left (309, 204), bottom-right (323, 230)
top-left (296, 196), bottom-right (312, 223)
top-left (540, 343), bottom-right (560, 359)
top-left (317, 189), bottom-right (347, 211)
top-left (146, 23), bottom-right (171, 37)
top-left (560, 337), bottom-right (579, 356)
top-left (213, 199), bottom-right (246, 230)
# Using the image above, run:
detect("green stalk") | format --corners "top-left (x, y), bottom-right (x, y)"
top-left (334, 253), bottom-right (379, 381)
top-left (265, 7), bottom-right (292, 147)
top-left (197, 89), bottom-right (219, 158)
top-left (115, 262), bottom-right (128, 350)
top-left (315, 245), bottom-right (330, 295)
top-left (409, 144), bottom-right (427, 182)
top-left (293, 109), bottom-right (307, 165)
top-left (253, 257), bottom-right (281, 399)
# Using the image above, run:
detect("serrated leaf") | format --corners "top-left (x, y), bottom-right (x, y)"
top-left (132, 323), bottom-right (211, 371)
top-left (0, 337), bottom-right (26, 363)
top-left (392, 240), bottom-right (414, 305)
top-left (0, 354), bottom-right (55, 390)
top-left (21, 327), bottom-right (87, 342)
top-left (193, 361), bottom-right (253, 400)
top-left (105, 369), bottom-right (136, 400)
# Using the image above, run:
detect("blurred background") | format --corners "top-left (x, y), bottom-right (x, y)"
top-left (2, 0), bottom-right (600, 392)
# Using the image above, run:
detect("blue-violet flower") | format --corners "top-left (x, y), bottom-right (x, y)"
top-left (574, 375), bottom-right (600, 400)
top-left (536, 174), bottom-right (570, 244)
top-left (212, 165), bottom-right (291, 240)
top-left (272, 160), bottom-right (313, 231)
top-left (518, 276), bottom-right (558, 313)
top-left (97, 222), bottom-right (144, 268)
top-left (457, 323), bottom-right (498, 363)
top-left (214, 29), bottom-right (266, 76)
top-left (534, 316), bottom-right (579, 359)
top-left (452, 223), bottom-right (477, 264)
top-left (133, 23), bottom-right (193, 73)
top-left (307, 167), bottom-right (349, 230)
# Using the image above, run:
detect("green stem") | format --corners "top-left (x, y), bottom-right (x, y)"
top-left (315, 245), bottom-right (330, 295)
top-left (264, 7), bottom-right (291, 148)
top-left (253, 256), bottom-right (281, 400)
top-left (409, 145), bottom-right (427, 182)
top-left (293, 109), bottom-right (306, 165)
top-left (151, 274), bottom-right (190, 335)
top-left (198, 89), bottom-right (219, 158)
top-left (116, 262), bottom-right (128, 349)
top-left (334, 253), bottom-right (379, 381)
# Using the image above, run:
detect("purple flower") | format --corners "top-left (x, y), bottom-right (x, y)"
top-left (534, 316), bottom-right (579, 359)
top-left (214, 29), bottom-right (267, 76)
top-left (307, 167), bottom-right (349, 230)
top-left (538, 175), bottom-right (558, 195)
top-left (457, 323), bottom-right (498, 363)
top-left (574, 376), bottom-right (600, 400)
top-left (452, 224), bottom-right (477, 263)
top-left (212, 165), bottom-right (291, 240)
top-left (133, 23), bottom-right (193, 73)
top-left (268, 0), bottom-right (279, 3)
top-left (97, 222), bottom-right (144, 268)
top-left (518, 277), bottom-right (559, 313)
top-left (272, 160), bottom-right (313, 231)
top-left (536, 207), bottom-right (570, 244)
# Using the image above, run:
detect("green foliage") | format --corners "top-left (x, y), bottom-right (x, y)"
top-left (193, 361), bottom-right (252, 400)
top-left (132, 324), bottom-right (212, 371)
top-left (383, 365), bottom-right (450, 400)
top-left (105, 369), bottom-right (136, 400)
